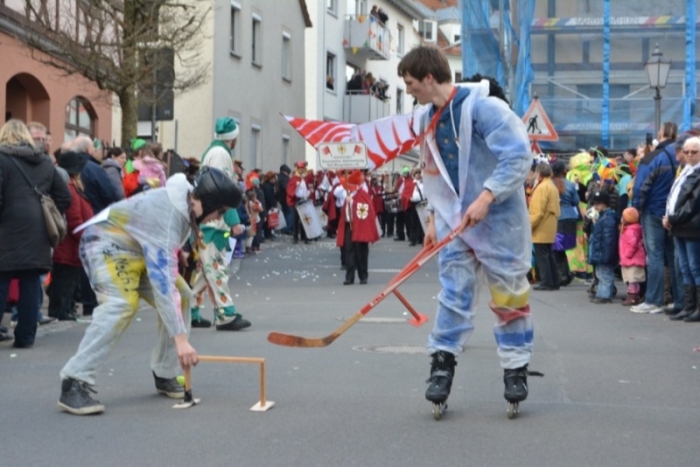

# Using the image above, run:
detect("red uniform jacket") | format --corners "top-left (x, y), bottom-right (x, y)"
top-left (53, 182), bottom-right (94, 267)
top-left (286, 175), bottom-right (302, 207)
top-left (336, 188), bottom-right (379, 247)
top-left (323, 182), bottom-right (340, 222)
top-left (370, 184), bottom-right (385, 214)
top-left (395, 175), bottom-right (415, 211)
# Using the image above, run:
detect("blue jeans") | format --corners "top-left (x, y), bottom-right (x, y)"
top-left (11, 275), bottom-right (46, 322)
top-left (595, 264), bottom-right (615, 299)
top-left (674, 237), bottom-right (700, 286)
top-left (0, 272), bottom-right (42, 346)
top-left (641, 213), bottom-right (683, 307)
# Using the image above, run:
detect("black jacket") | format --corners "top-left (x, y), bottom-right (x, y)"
top-left (261, 180), bottom-right (277, 211)
top-left (81, 154), bottom-right (121, 213)
top-left (668, 169), bottom-right (700, 239)
top-left (276, 169), bottom-right (290, 207)
top-left (0, 143), bottom-right (71, 273)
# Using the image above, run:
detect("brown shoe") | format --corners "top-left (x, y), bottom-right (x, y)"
top-left (620, 293), bottom-right (641, 306)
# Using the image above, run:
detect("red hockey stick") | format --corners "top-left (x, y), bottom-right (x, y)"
top-left (267, 227), bottom-right (461, 347)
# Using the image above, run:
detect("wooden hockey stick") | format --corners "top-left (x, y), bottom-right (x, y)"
top-left (267, 227), bottom-right (461, 347)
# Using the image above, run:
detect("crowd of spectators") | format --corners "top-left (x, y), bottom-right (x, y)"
top-left (526, 122), bottom-right (700, 323)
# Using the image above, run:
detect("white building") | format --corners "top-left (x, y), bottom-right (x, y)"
top-left (304, 0), bottom-right (435, 170)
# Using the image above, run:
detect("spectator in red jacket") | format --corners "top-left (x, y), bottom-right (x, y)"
top-left (48, 152), bottom-right (94, 321)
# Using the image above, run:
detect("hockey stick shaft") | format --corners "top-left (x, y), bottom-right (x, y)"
top-left (268, 227), bottom-right (462, 347)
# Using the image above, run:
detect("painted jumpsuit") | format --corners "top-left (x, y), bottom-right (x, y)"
top-left (61, 174), bottom-right (193, 384)
top-left (421, 83), bottom-right (534, 369)
top-left (190, 141), bottom-right (240, 324)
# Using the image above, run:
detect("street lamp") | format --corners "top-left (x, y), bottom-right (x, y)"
top-left (644, 43), bottom-right (671, 134)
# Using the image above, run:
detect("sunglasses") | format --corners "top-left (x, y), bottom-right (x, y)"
top-left (683, 150), bottom-right (699, 155)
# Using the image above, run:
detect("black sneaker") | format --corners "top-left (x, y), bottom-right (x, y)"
top-left (215, 314), bottom-right (251, 331)
top-left (191, 317), bottom-right (212, 328)
top-left (153, 371), bottom-right (185, 399)
top-left (58, 378), bottom-right (105, 415)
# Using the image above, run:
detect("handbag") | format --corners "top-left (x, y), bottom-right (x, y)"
top-left (7, 155), bottom-right (67, 247)
top-left (267, 208), bottom-right (280, 229)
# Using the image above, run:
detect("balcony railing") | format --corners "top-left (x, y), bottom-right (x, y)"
top-left (343, 15), bottom-right (391, 61)
top-left (343, 91), bottom-right (391, 124)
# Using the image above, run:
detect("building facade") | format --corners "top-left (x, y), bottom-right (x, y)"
top-left (305, 0), bottom-right (434, 170)
top-left (155, 0), bottom-right (311, 172)
top-left (0, 2), bottom-right (112, 149)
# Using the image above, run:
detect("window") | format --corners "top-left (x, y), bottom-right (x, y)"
top-left (229, 116), bottom-right (241, 160)
top-left (230, 1), bottom-right (240, 55)
top-left (282, 32), bottom-right (291, 81)
top-left (419, 20), bottom-right (436, 42)
top-left (397, 24), bottom-right (405, 56)
top-left (396, 89), bottom-right (404, 114)
top-left (346, 0), bottom-right (367, 16)
top-left (326, 52), bottom-right (336, 92)
top-left (282, 134), bottom-right (290, 165)
top-left (65, 96), bottom-right (95, 140)
top-left (252, 14), bottom-right (262, 66)
top-left (326, 0), bottom-right (337, 15)
top-left (251, 124), bottom-right (261, 168)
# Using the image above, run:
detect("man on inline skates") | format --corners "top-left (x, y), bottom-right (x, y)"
top-left (397, 47), bottom-right (536, 418)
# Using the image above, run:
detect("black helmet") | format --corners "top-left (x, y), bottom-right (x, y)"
top-left (193, 167), bottom-right (242, 219)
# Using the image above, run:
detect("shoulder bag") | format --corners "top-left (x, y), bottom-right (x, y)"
top-left (7, 155), bottom-right (67, 247)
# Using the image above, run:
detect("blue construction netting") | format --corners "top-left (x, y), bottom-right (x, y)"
top-left (461, 0), bottom-right (699, 154)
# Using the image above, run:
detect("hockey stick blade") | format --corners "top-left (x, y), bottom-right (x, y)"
top-left (267, 312), bottom-right (364, 348)
top-left (267, 331), bottom-right (338, 348)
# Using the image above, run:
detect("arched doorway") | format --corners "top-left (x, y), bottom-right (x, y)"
top-left (5, 73), bottom-right (50, 124)
top-left (64, 96), bottom-right (97, 140)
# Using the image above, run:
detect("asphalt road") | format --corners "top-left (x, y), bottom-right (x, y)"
top-left (2, 235), bottom-right (699, 467)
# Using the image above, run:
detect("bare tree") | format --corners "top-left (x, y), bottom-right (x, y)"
top-left (21, 0), bottom-right (210, 145)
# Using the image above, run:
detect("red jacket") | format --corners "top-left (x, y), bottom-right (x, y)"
top-left (287, 175), bottom-right (305, 206)
top-left (370, 184), bottom-right (385, 214)
top-left (395, 175), bottom-right (415, 211)
top-left (53, 182), bottom-right (94, 267)
top-left (336, 188), bottom-right (379, 247)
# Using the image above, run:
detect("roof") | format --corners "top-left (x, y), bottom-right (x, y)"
top-left (435, 6), bottom-right (460, 22)
top-left (417, 0), bottom-right (459, 9)
top-left (436, 27), bottom-right (461, 56)
top-left (386, 0), bottom-right (436, 21)
top-left (299, 0), bottom-right (312, 28)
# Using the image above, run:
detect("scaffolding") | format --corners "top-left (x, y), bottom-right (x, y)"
top-left (460, 0), bottom-right (698, 152)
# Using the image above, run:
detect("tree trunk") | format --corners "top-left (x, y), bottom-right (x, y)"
top-left (119, 85), bottom-right (138, 147)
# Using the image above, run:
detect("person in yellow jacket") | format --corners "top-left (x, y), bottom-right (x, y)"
top-left (529, 163), bottom-right (561, 290)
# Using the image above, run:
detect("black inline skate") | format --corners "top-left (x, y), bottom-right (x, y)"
top-left (503, 365), bottom-right (543, 419)
top-left (425, 351), bottom-right (456, 420)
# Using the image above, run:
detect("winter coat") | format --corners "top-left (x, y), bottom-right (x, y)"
top-left (0, 143), bottom-right (71, 273)
top-left (102, 158), bottom-right (125, 200)
top-left (588, 208), bottom-right (619, 266)
top-left (667, 169), bottom-right (700, 239)
top-left (261, 180), bottom-right (277, 212)
top-left (276, 168), bottom-right (290, 207)
top-left (529, 177), bottom-right (560, 243)
top-left (556, 178), bottom-right (580, 220)
top-left (619, 223), bottom-right (645, 268)
top-left (81, 154), bottom-right (121, 213)
top-left (53, 182), bottom-right (94, 267)
top-left (632, 140), bottom-right (678, 217)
